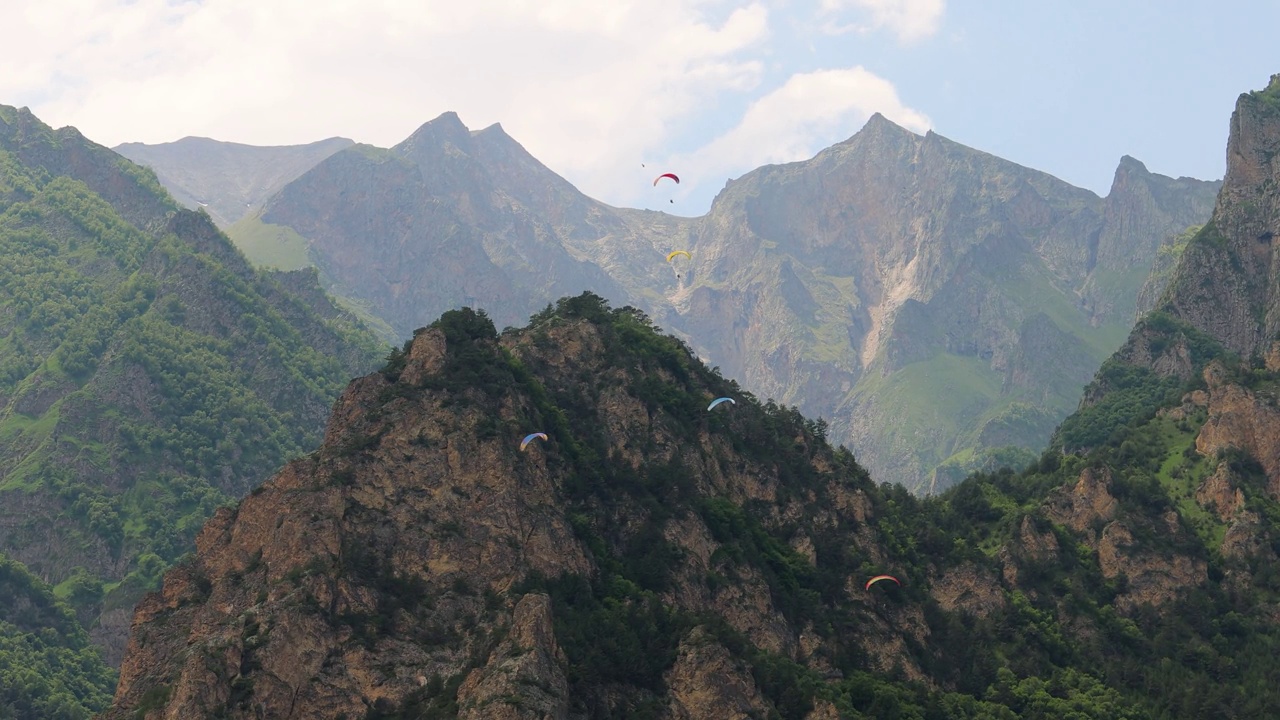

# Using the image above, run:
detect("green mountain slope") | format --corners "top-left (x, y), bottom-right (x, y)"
top-left (0, 105), bottom-right (384, 667)
top-left (104, 292), bottom-right (1280, 719)
top-left (0, 553), bottom-right (115, 719)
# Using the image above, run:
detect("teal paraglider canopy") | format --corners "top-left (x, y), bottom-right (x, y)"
top-left (707, 397), bottom-right (736, 411)
top-left (520, 433), bottom-right (548, 451)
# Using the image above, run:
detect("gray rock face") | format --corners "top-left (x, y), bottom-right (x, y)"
top-left (132, 111), bottom-right (1219, 492)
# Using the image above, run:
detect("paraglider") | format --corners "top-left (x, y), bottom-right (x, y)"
top-left (667, 250), bottom-right (691, 280)
top-left (520, 433), bottom-right (548, 451)
top-left (653, 173), bottom-right (680, 186)
top-left (865, 575), bottom-right (901, 591)
top-left (707, 397), bottom-right (736, 411)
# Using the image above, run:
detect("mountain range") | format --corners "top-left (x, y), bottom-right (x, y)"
top-left (101, 72), bottom-right (1280, 716)
top-left (117, 111), bottom-right (1220, 493)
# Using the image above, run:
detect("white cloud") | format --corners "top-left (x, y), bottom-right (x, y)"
top-left (819, 0), bottom-right (944, 42)
top-left (670, 66), bottom-right (930, 193)
top-left (5, 1), bottom-right (775, 204)
top-left (3, 0), bottom-right (931, 211)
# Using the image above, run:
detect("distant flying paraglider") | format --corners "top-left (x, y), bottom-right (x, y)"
top-left (654, 173), bottom-right (680, 205)
top-left (667, 250), bottom-right (691, 280)
top-left (520, 433), bottom-right (548, 451)
top-left (707, 397), bottom-right (736, 411)
top-left (865, 575), bottom-right (901, 591)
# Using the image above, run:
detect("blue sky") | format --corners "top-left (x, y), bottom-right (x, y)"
top-left (860, 1), bottom-right (1274, 197)
top-left (4, 1), bottom-right (1278, 215)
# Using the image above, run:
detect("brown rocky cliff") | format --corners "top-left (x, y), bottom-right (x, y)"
top-left (1036, 466), bottom-right (1207, 612)
top-left (456, 593), bottom-right (569, 720)
top-left (105, 306), bottom-right (909, 719)
top-left (1196, 360), bottom-right (1280, 500)
top-left (105, 324), bottom-right (594, 719)
top-left (664, 628), bottom-right (773, 720)
top-left (1043, 466), bottom-right (1118, 538)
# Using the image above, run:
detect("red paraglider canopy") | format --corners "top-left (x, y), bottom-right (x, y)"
top-left (653, 172), bottom-right (680, 186)
top-left (864, 575), bottom-right (901, 591)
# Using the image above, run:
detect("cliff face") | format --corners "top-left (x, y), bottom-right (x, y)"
top-left (102, 302), bottom-right (917, 718)
top-left (1157, 75), bottom-right (1280, 358)
top-left (106, 292), bottom-right (1280, 719)
top-left (1074, 76), bottom-right (1280, 477)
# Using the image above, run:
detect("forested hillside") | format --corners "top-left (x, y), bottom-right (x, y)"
top-left (0, 553), bottom-right (115, 720)
top-left (0, 103), bottom-right (384, 717)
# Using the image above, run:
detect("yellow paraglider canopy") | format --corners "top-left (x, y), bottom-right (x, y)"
top-left (666, 250), bottom-right (691, 263)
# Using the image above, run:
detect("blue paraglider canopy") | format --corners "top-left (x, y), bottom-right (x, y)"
top-left (520, 432), bottom-right (548, 451)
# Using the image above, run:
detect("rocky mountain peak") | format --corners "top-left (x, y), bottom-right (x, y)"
top-left (859, 111), bottom-right (907, 136)
top-left (1112, 154), bottom-right (1150, 182)
top-left (1220, 77), bottom-right (1280, 200)
top-left (397, 110), bottom-right (474, 154)
top-left (826, 111), bottom-right (920, 157)
top-left (1146, 76), bottom-right (1280, 358)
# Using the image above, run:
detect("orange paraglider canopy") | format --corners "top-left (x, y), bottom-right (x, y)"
top-left (865, 575), bottom-right (901, 591)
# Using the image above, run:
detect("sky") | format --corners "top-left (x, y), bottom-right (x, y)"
top-left (4, 0), bottom-right (1279, 215)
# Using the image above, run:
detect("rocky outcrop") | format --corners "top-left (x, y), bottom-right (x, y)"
top-left (1157, 75), bottom-right (1280, 359)
top-left (930, 563), bottom-right (1006, 618)
top-left (1039, 466), bottom-right (1208, 611)
top-left (1221, 510), bottom-right (1275, 562)
top-left (1196, 462), bottom-right (1248, 521)
top-left (1195, 360), bottom-right (1280, 500)
top-left (1097, 521), bottom-right (1207, 612)
top-left (1044, 467), bottom-right (1118, 538)
top-left (457, 594), bottom-right (569, 720)
top-left (665, 629), bottom-right (772, 720)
